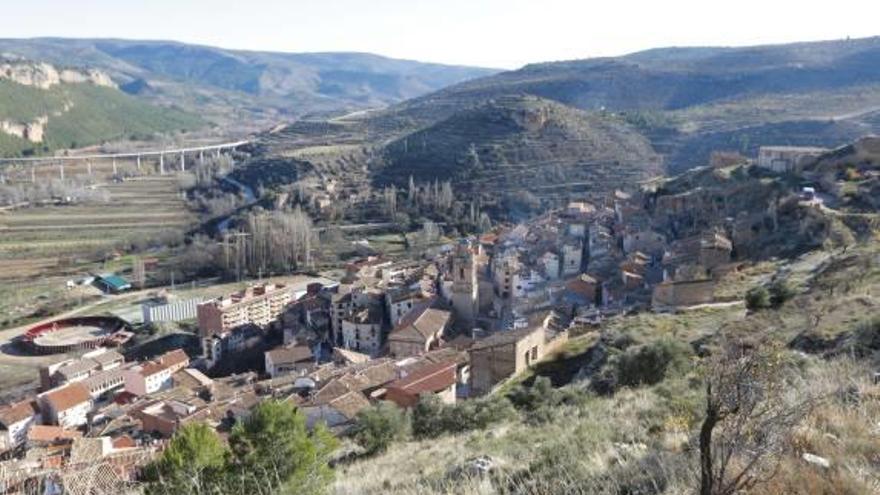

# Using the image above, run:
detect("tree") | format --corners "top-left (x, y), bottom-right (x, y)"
top-left (143, 423), bottom-right (227, 495)
top-left (352, 401), bottom-right (410, 455)
top-left (768, 279), bottom-right (795, 307)
top-left (616, 338), bottom-right (693, 387)
top-left (744, 286), bottom-right (770, 310)
top-left (698, 341), bottom-right (813, 495)
top-left (228, 400), bottom-right (337, 494)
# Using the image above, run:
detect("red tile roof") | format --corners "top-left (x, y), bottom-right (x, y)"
top-left (28, 425), bottom-right (82, 443)
top-left (386, 361), bottom-right (456, 396)
top-left (42, 383), bottom-right (90, 412)
top-left (0, 399), bottom-right (39, 426)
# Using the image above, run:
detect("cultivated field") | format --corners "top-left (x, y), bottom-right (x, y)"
top-left (0, 174), bottom-right (195, 329)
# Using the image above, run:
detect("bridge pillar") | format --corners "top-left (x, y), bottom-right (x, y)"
top-left (59, 162), bottom-right (65, 181)
top-left (159, 153), bottom-right (165, 175)
top-left (136, 155), bottom-right (141, 171)
top-left (180, 151), bottom-right (185, 172)
top-left (112, 158), bottom-right (118, 175)
top-left (31, 165), bottom-right (36, 183)
top-left (200, 150), bottom-right (204, 165)
top-left (86, 160), bottom-right (92, 176)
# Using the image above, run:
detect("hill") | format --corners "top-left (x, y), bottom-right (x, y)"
top-left (0, 58), bottom-right (203, 157)
top-left (369, 36), bottom-right (880, 172)
top-left (376, 95), bottom-right (661, 195)
top-left (0, 38), bottom-right (498, 129)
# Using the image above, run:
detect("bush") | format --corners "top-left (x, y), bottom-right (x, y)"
top-left (745, 286), bottom-right (771, 310)
top-left (768, 279), bottom-right (796, 307)
top-left (616, 338), bottom-right (694, 388)
top-left (411, 394), bottom-right (517, 439)
top-left (507, 377), bottom-right (592, 424)
top-left (353, 402), bottom-right (410, 454)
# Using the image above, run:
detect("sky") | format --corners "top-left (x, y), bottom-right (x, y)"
top-left (4, 0), bottom-right (880, 69)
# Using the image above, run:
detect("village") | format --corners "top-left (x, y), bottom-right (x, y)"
top-left (0, 145), bottom-right (834, 490)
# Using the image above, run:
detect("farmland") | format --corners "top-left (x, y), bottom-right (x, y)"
top-left (0, 174), bottom-right (195, 329)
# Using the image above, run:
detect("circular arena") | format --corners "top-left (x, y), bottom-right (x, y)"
top-left (21, 316), bottom-right (134, 355)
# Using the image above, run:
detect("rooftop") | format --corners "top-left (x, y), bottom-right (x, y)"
top-left (42, 383), bottom-right (90, 412)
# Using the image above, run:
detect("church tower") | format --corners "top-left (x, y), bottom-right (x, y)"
top-left (451, 239), bottom-right (478, 330)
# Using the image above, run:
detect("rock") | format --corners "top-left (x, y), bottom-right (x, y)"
top-left (449, 455), bottom-right (498, 479)
top-left (802, 452), bottom-right (831, 469)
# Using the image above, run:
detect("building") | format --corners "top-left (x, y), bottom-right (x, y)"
top-left (265, 345), bottom-right (314, 378)
top-left (0, 400), bottom-right (40, 451)
top-left (197, 283), bottom-right (293, 338)
top-left (142, 297), bottom-right (205, 324)
top-left (564, 274), bottom-right (599, 306)
top-left (451, 240), bottom-right (479, 330)
top-left (341, 307), bottom-right (384, 355)
top-left (386, 287), bottom-right (428, 327)
top-left (539, 252), bottom-right (560, 280)
top-left (757, 146), bottom-right (828, 174)
top-left (384, 361), bottom-right (458, 408)
top-left (95, 274), bottom-right (131, 294)
top-left (388, 300), bottom-right (451, 358)
top-left (38, 383), bottom-right (93, 428)
top-left (561, 242), bottom-right (583, 277)
top-left (123, 350), bottom-right (189, 396)
top-left (40, 349), bottom-right (125, 390)
top-left (652, 279), bottom-right (715, 309)
top-left (469, 326), bottom-right (547, 396)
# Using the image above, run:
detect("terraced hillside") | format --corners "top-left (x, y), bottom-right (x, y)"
top-left (377, 95), bottom-right (662, 195)
top-left (0, 176), bottom-right (194, 328)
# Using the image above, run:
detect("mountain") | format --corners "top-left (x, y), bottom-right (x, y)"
top-left (368, 36), bottom-right (880, 172)
top-left (0, 38), bottom-right (498, 129)
top-left (0, 57), bottom-right (202, 157)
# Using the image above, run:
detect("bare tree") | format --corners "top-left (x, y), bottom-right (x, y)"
top-left (698, 340), bottom-right (815, 495)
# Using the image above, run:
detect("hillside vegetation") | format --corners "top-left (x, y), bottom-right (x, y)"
top-left (0, 79), bottom-right (202, 156)
top-left (377, 95), bottom-right (661, 194)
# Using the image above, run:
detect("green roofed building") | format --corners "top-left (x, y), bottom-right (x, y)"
top-left (95, 274), bottom-right (131, 294)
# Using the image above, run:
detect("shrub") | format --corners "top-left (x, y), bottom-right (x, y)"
top-left (768, 279), bottom-right (796, 307)
top-left (411, 394), bottom-right (517, 439)
top-left (353, 402), bottom-right (410, 454)
top-left (617, 338), bottom-right (694, 388)
top-left (745, 286), bottom-right (771, 310)
top-left (507, 377), bottom-right (592, 424)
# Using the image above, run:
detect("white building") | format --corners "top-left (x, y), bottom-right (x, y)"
top-left (38, 383), bottom-right (93, 429)
top-left (757, 146), bottom-right (828, 174)
top-left (0, 401), bottom-right (40, 451)
top-left (124, 349), bottom-right (189, 396)
top-left (341, 307), bottom-right (384, 355)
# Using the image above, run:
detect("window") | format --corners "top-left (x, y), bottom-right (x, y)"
top-left (460, 268), bottom-right (465, 279)
top-left (531, 346), bottom-right (538, 360)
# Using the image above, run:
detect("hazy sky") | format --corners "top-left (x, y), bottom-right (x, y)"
top-left (5, 0), bottom-right (880, 69)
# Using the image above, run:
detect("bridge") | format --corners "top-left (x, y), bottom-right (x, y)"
top-left (0, 140), bottom-right (251, 179)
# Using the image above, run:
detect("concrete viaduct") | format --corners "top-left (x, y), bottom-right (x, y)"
top-left (0, 140), bottom-right (250, 180)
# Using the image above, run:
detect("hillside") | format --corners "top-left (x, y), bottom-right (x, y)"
top-left (0, 38), bottom-right (498, 128)
top-left (328, 145), bottom-right (880, 495)
top-left (376, 95), bottom-right (662, 194)
top-left (0, 59), bottom-right (203, 157)
top-left (367, 36), bottom-right (880, 172)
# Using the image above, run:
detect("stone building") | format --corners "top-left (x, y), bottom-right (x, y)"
top-left (469, 326), bottom-right (547, 396)
top-left (757, 146), bottom-right (828, 174)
